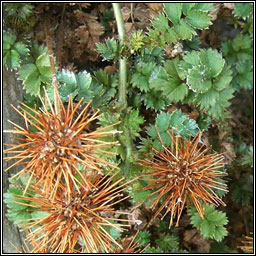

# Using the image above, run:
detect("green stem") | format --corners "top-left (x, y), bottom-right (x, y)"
top-left (113, 3), bottom-right (127, 110)
top-left (113, 3), bottom-right (131, 177)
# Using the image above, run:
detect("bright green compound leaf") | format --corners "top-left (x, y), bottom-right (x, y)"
top-left (189, 204), bottom-right (228, 242)
top-left (132, 190), bottom-right (151, 202)
top-left (186, 10), bottom-right (212, 29)
top-left (164, 3), bottom-right (183, 25)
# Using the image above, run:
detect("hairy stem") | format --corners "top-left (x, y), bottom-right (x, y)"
top-left (113, 3), bottom-right (127, 110)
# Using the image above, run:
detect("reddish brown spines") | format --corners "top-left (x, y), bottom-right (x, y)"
top-left (4, 94), bottom-right (120, 197)
top-left (138, 129), bottom-right (228, 227)
top-left (13, 171), bottom-right (130, 253)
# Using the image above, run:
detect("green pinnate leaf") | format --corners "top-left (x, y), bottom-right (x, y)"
top-left (133, 190), bottom-right (151, 202)
top-left (182, 50), bottom-right (201, 66)
top-left (110, 226), bottom-right (121, 240)
top-left (164, 3), bottom-right (183, 25)
top-left (124, 109), bottom-right (144, 139)
top-left (147, 125), bottom-right (158, 139)
top-left (57, 69), bottom-right (78, 101)
top-left (207, 211), bottom-right (228, 226)
top-left (10, 210), bottom-right (31, 226)
top-left (132, 73), bottom-right (149, 92)
top-left (164, 59), bottom-right (181, 79)
top-left (141, 91), bottom-right (166, 110)
top-left (186, 10), bottom-right (212, 29)
top-left (132, 62), bottom-right (156, 92)
top-left (232, 34), bottom-right (251, 52)
top-left (156, 234), bottom-right (179, 252)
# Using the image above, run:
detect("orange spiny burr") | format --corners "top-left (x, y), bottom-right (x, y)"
top-left (138, 129), bottom-right (228, 227)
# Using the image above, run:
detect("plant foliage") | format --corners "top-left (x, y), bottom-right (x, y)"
top-left (189, 204), bottom-right (228, 242)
